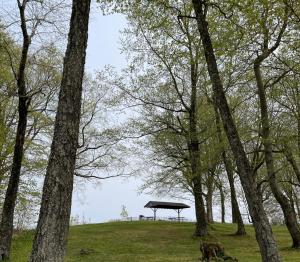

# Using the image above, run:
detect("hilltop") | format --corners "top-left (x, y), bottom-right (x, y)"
top-left (11, 221), bottom-right (300, 261)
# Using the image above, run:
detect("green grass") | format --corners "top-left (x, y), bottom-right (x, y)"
top-left (11, 221), bottom-right (300, 261)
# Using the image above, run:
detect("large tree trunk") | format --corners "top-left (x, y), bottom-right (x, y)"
top-left (254, 60), bottom-right (300, 248)
top-left (192, 176), bottom-right (208, 236)
top-left (191, 1), bottom-right (280, 261)
top-left (29, 1), bottom-right (91, 261)
top-left (0, 2), bottom-right (30, 259)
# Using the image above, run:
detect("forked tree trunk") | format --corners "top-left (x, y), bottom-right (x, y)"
top-left (29, 1), bottom-right (91, 261)
top-left (251, 2), bottom-right (300, 247)
top-left (0, 1), bottom-right (30, 259)
top-left (191, 1), bottom-right (280, 261)
top-left (254, 60), bottom-right (300, 248)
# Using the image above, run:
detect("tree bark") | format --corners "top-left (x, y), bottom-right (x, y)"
top-left (0, 1), bottom-right (30, 259)
top-left (191, 1), bottom-right (280, 261)
top-left (284, 145), bottom-right (300, 184)
top-left (214, 104), bottom-right (246, 235)
top-left (192, 176), bottom-right (208, 236)
top-left (293, 189), bottom-right (300, 221)
top-left (29, 1), bottom-right (91, 261)
top-left (254, 59), bottom-right (300, 248)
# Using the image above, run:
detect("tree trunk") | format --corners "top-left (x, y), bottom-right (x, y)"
top-left (254, 60), bottom-right (300, 248)
top-left (193, 176), bottom-right (208, 236)
top-left (219, 183), bottom-right (226, 223)
top-left (213, 104), bottom-right (246, 234)
top-left (189, 60), bottom-right (208, 236)
top-left (0, 2), bottom-right (30, 259)
top-left (206, 173), bottom-right (214, 223)
top-left (284, 145), bottom-right (300, 184)
top-left (297, 87), bottom-right (300, 158)
top-left (29, 1), bottom-right (91, 261)
top-left (226, 165), bottom-right (246, 235)
top-left (0, 97), bottom-right (29, 260)
top-left (293, 189), bottom-right (300, 221)
top-left (191, 1), bottom-right (280, 261)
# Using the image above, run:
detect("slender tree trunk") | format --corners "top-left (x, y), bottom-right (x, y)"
top-left (226, 162), bottom-right (246, 235)
top-left (213, 104), bottom-right (246, 234)
top-left (0, 99), bottom-right (28, 260)
top-left (297, 88), bottom-right (300, 158)
top-left (29, 1), bottom-right (91, 261)
top-left (189, 61), bottom-right (208, 236)
top-left (206, 173), bottom-right (214, 223)
top-left (219, 185), bottom-right (226, 223)
top-left (191, 1), bottom-right (280, 261)
top-left (0, 2), bottom-right (30, 259)
top-left (254, 60), bottom-right (300, 248)
top-left (215, 179), bottom-right (226, 223)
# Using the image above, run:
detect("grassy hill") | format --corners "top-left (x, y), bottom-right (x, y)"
top-left (11, 221), bottom-right (300, 261)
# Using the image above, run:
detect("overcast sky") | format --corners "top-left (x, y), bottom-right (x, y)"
top-left (0, 0), bottom-right (227, 224)
top-left (70, 4), bottom-right (199, 223)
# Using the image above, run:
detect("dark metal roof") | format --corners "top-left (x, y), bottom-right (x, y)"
top-left (144, 201), bottom-right (190, 210)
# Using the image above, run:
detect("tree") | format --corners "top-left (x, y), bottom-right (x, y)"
top-left (0, 2), bottom-right (32, 257)
top-left (29, 0), bottom-right (91, 261)
top-left (0, 0), bottom-right (67, 257)
top-left (214, 104), bottom-right (246, 234)
top-left (102, 1), bottom-right (211, 236)
top-left (98, 0), bottom-right (248, 236)
top-left (120, 205), bottom-right (129, 219)
top-left (250, 1), bottom-right (300, 247)
top-left (191, 1), bottom-right (280, 261)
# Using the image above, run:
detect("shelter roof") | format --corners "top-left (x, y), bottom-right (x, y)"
top-left (144, 201), bottom-right (190, 210)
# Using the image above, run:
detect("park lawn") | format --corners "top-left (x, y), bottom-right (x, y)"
top-left (10, 221), bottom-right (300, 261)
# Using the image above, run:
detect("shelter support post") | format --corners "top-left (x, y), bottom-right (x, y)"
top-left (151, 208), bottom-right (158, 220)
top-left (177, 209), bottom-right (183, 221)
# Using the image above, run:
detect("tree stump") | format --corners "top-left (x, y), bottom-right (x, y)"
top-left (199, 241), bottom-right (238, 261)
